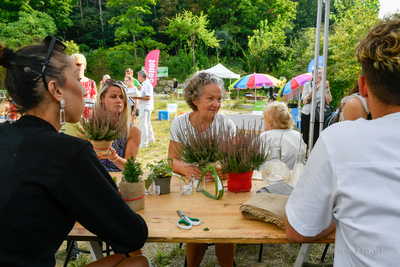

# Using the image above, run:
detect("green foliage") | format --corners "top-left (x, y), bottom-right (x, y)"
top-left (0, 0), bottom-right (73, 31)
top-left (145, 158), bottom-right (173, 189)
top-left (327, 0), bottom-right (379, 107)
top-left (64, 40), bottom-right (80, 56)
top-left (0, 10), bottom-right (56, 49)
top-left (78, 104), bottom-right (126, 141)
top-left (122, 156), bottom-right (143, 183)
top-left (107, 0), bottom-right (163, 63)
top-left (146, 158), bottom-right (173, 179)
top-left (247, 17), bottom-right (293, 73)
top-left (165, 10), bottom-right (220, 68)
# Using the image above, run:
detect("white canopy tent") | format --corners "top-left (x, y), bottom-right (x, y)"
top-left (198, 63), bottom-right (240, 93)
top-left (201, 63), bottom-right (240, 79)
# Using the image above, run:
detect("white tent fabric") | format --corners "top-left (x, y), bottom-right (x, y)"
top-left (200, 63), bottom-right (240, 79)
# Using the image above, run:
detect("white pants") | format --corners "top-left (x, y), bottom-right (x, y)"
top-left (139, 108), bottom-right (154, 145)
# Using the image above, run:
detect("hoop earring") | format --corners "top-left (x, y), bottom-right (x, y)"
top-left (60, 99), bottom-right (66, 125)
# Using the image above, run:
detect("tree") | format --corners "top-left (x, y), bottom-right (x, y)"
top-left (327, 0), bottom-right (379, 106)
top-left (108, 0), bottom-right (160, 64)
top-left (247, 17), bottom-right (292, 73)
top-left (0, 10), bottom-right (57, 49)
top-left (215, 30), bottom-right (232, 61)
top-left (165, 10), bottom-right (220, 69)
top-left (199, 0), bottom-right (297, 58)
top-left (0, 0), bottom-right (73, 32)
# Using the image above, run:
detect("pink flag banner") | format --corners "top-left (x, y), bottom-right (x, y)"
top-left (144, 50), bottom-right (160, 88)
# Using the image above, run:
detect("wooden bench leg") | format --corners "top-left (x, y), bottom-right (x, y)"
top-left (293, 244), bottom-right (313, 267)
top-left (86, 241), bottom-right (104, 261)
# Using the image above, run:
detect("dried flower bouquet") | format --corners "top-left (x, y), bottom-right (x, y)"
top-left (174, 118), bottom-right (232, 200)
top-left (78, 103), bottom-right (126, 156)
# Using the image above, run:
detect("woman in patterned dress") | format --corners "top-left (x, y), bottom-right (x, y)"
top-left (97, 79), bottom-right (141, 172)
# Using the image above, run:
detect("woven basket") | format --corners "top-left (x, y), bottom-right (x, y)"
top-left (119, 181), bottom-right (145, 212)
top-left (90, 140), bottom-right (113, 156)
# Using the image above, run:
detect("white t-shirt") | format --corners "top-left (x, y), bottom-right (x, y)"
top-left (258, 129), bottom-right (306, 170)
top-left (126, 86), bottom-right (139, 106)
top-left (286, 112), bottom-right (400, 266)
top-left (137, 79), bottom-right (154, 111)
top-left (169, 112), bottom-right (236, 142)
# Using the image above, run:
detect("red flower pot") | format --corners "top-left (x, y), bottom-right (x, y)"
top-left (227, 170), bottom-right (254, 192)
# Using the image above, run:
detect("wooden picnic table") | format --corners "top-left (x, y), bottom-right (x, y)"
top-left (67, 173), bottom-right (335, 265)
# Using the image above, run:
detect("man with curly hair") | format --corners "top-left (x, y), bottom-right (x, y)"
top-left (285, 14), bottom-right (400, 266)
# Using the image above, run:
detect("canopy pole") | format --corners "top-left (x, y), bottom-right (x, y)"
top-left (308, 0), bottom-right (324, 153)
top-left (319, 0), bottom-right (331, 132)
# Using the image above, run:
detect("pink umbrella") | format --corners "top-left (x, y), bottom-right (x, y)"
top-left (282, 73), bottom-right (312, 101)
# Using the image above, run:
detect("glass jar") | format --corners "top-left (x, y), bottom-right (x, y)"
top-left (262, 146), bottom-right (290, 186)
top-left (288, 152), bottom-right (305, 187)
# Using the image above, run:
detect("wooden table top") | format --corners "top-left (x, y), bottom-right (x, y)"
top-left (68, 173), bottom-right (335, 244)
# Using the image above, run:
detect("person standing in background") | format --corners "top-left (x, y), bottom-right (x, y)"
top-left (173, 78), bottom-right (179, 98)
top-left (124, 75), bottom-right (139, 124)
top-left (126, 67), bottom-right (141, 91)
top-left (132, 70), bottom-right (155, 148)
top-left (70, 53), bottom-right (97, 119)
top-left (99, 74), bottom-right (111, 88)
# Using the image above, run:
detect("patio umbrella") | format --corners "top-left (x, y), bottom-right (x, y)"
top-left (277, 73), bottom-right (312, 102)
top-left (229, 73), bottom-right (282, 101)
top-left (282, 73), bottom-right (312, 95)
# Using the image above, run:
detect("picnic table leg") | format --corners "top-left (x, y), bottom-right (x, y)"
top-left (86, 241), bottom-right (104, 261)
top-left (293, 243), bottom-right (313, 267)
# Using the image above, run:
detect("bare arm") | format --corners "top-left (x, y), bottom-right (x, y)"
top-left (302, 88), bottom-right (313, 105)
top-left (285, 217), bottom-right (336, 243)
top-left (168, 140), bottom-right (203, 179)
top-left (343, 97), bottom-right (368, 120)
top-left (133, 99), bottom-right (138, 116)
top-left (132, 96), bottom-right (151, 101)
top-left (324, 81), bottom-right (332, 104)
top-left (124, 125), bottom-right (141, 160)
top-left (99, 126), bottom-right (141, 170)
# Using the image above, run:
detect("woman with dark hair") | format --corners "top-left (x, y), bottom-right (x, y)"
top-left (0, 36), bottom-right (148, 266)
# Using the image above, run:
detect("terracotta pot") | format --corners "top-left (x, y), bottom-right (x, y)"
top-left (90, 140), bottom-right (113, 156)
top-left (154, 176), bottom-right (172, 195)
top-left (119, 181), bottom-right (145, 211)
top-left (227, 170), bottom-right (254, 192)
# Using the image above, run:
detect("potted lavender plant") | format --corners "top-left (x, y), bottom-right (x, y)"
top-left (219, 125), bottom-right (268, 192)
top-left (78, 103), bottom-right (126, 156)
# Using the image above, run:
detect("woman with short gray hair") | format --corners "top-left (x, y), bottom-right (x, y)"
top-left (168, 72), bottom-right (236, 267)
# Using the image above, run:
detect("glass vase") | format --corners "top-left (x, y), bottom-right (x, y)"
top-left (288, 152), bottom-right (305, 187)
top-left (262, 146), bottom-right (290, 186)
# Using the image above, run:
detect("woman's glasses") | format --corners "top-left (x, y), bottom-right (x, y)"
top-left (41, 35), bottom-right (66, 91)
top-left (105, 79), bottom-right (126, 89)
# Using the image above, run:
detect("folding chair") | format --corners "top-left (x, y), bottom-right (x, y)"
top-left (167, 103), bottom-right (178, 118)
top-left (290, 108), bottom-right (301, 130)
